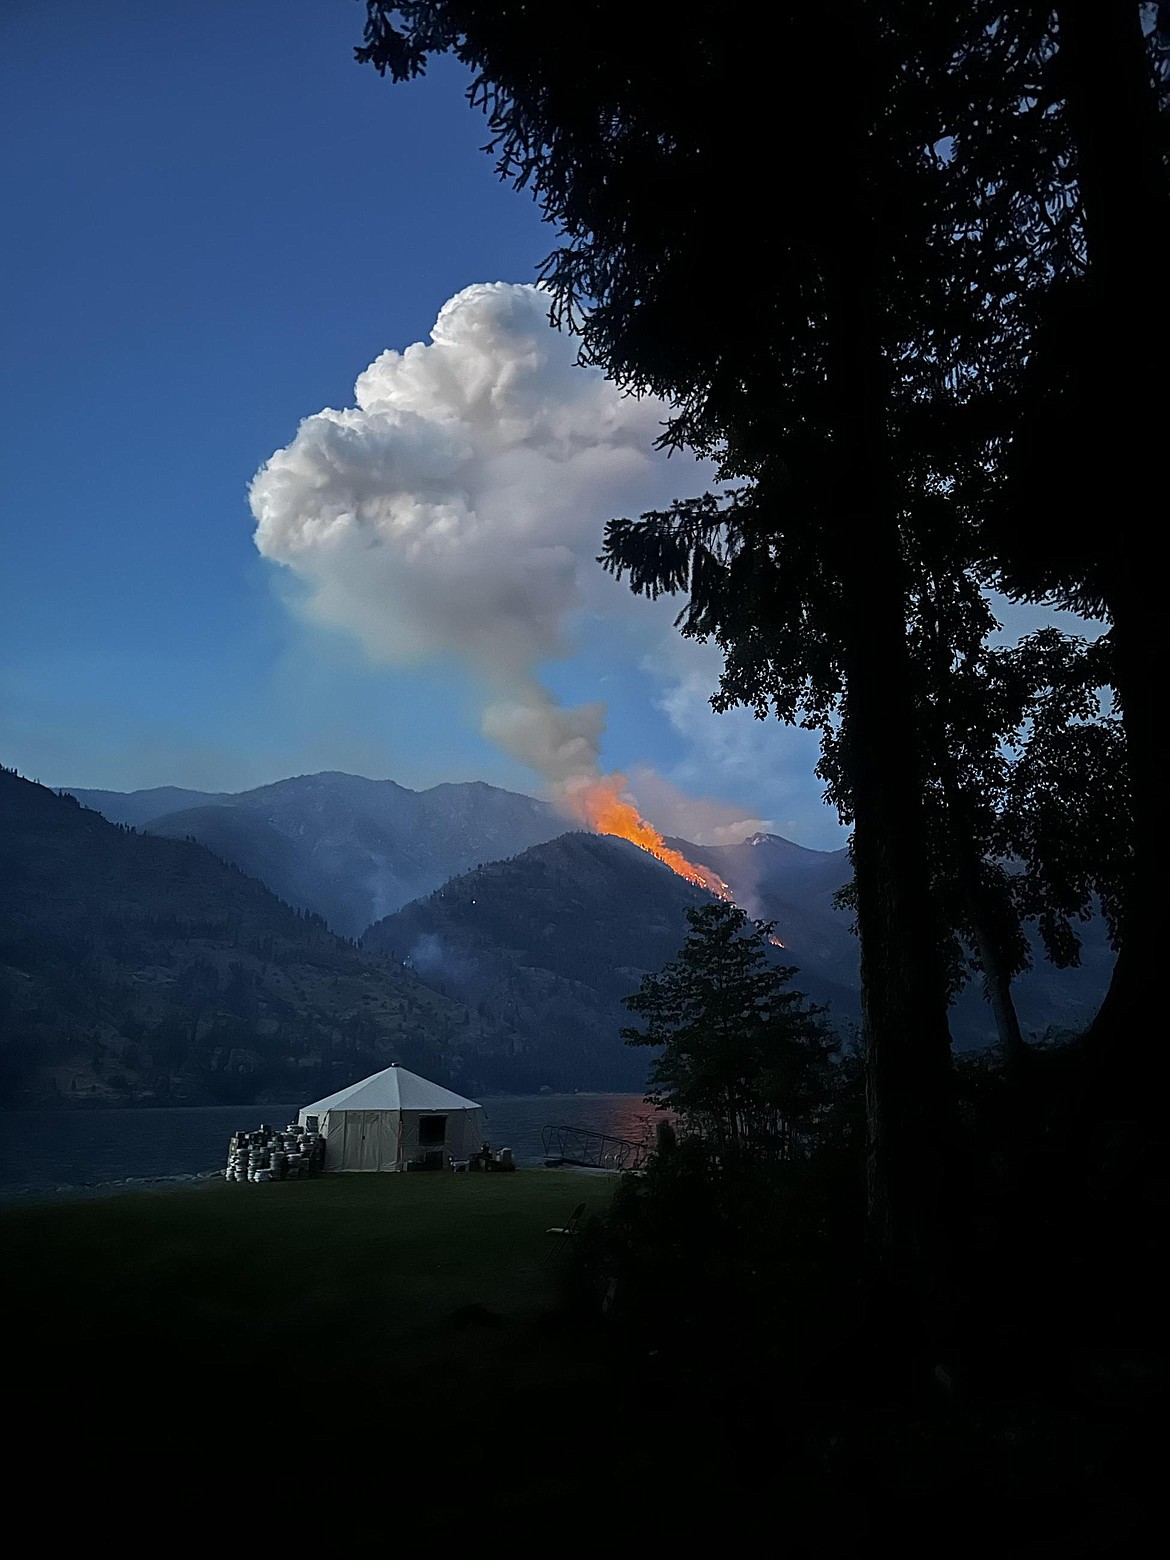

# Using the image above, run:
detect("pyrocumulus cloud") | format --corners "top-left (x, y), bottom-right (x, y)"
top-left (251, 282), bottom-right (702, 792)
top-left (250, 282), bottom-right (838, 851)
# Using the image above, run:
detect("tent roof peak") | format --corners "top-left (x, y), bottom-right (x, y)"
top-left (299, 1064), bottom-right (481, 1117)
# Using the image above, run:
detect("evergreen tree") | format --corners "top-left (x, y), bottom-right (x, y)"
top-left (622, 900), bottom-right (836, 1163)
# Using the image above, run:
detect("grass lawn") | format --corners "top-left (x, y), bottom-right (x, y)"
top-left (15, 1167), bottom-right (1114, 1546)
top-left (4, 1170), bottom-right (645, 1532)
top-left (6, 1170), bottom-right (601, 1360)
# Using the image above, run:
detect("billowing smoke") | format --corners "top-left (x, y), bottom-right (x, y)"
top-left (626, 766), bottom-right (775, 846)
top-left (250, 282), bottom-right (706, 828)
top-left (480, 684), bottom-right (605, 786)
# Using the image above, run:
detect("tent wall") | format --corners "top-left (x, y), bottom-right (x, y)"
top-left (320, 1106), bottom-right (483, 1171)
top-left (450, 1108), bottom-right (484, 1157)
top-left (398, 1108), bottom-right (483, 1164)
top-left (322, 1109), bottom-right (401, 1172)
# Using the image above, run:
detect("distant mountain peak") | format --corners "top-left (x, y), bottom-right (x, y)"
top-left (246, 770), bottom-right (410, 794)
top-left (738, 830), bottom-right (842, 858)
top-left (427, 778), bottom-right (522, 795)
top-left (71, 769), bottom-right (565, 938)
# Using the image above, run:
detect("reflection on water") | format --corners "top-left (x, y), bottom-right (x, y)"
top-left (480, 1093), bottom-right (666, 1165)
top-left (0, 1092), bottom-right (664, 1199)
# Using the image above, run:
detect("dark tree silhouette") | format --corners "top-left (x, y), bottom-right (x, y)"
top-left (994, 631), bottom-right (1129, 970)
top-left (357, 0), bottom-right (988, 1295)
top-left (622, 900), bottom-right (835, 1162)
top-left (940, 3), bottom-right (1166, 1106)
top-left (606, 498), bottom-right (1123, 1068)
top-left (833, 613), bottom-right (1125, 1067)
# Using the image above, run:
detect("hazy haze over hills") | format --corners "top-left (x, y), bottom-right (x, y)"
top-left (674, 832), bottom-right (1114, 1045)
top-left (364, 832), bottom-right (715, 1090)
top-left (365, 817), bottom-right (1114, 1058)
top-left (63, 786), bottom-right (235, 828)
top-left (71, 772), bottom-right (565, 938)
top-left (65, 769), bottom-right (1114, 1060)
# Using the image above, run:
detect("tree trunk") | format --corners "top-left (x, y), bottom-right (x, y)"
top-left (844, 588), bottom-right (963, 1292)
top-left (968, 905), bottom-right (1027, 1066)
top-left (827, 259), bottom-right (962, 1297)
top-left (1079, 584), bottom-right (1160, 1107)
top-left (811, 21), bottom-right (966, 1293)
top-left (1057, 0), bottom-right (1167, 1112)
top-left (935, 751), bottom-right (1028, 1067)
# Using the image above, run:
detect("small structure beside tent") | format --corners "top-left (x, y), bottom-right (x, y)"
top-left (298, 1064), bottom-right (483, 1173)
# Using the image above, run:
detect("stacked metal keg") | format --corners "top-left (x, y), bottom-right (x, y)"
top-left (224, 1121), bottom-right (324, 1183)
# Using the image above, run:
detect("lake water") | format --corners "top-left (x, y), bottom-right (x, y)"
top-left (0, 1093), bottom-right (663, 1200)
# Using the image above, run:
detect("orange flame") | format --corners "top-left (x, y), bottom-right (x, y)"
top-left (562, 777), bottom-right (732, 899)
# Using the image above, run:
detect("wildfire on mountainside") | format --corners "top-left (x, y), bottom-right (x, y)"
top-left (561, 775), bottom-right (732, 899)
top-left (561, 776), bottom-right (791, 949)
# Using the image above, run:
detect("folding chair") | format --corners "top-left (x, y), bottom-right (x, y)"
top-left (544, 1201), bottom-right (586, 1262)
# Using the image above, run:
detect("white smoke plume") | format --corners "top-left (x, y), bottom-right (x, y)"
top-left (250, 282), bottom-right (813, 858)
top-left (625, 766), bottom-right (775, 846)
top-left (480, 684), bottom-right (607, 784)
top-left (250, 282), bottom-right (700, 810)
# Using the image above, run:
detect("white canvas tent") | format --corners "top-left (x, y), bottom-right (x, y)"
top-left (298, 1064), bottom-right (483, 1173)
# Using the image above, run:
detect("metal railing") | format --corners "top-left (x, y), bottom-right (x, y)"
top-left (540, 1123), bottom-right (650, 1172)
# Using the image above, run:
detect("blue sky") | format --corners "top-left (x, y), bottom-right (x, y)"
top-left (0, 1), bottom-right (1088, 851)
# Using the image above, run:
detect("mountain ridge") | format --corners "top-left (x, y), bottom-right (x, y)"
top-left (60, 769), bottom-right (1115, 1058)
top-left (362, 831), bottom-right (718, 1090)
top-left (70, 771), bottom-right (567, 938)
top-left (0, 768), bottom-right (526, 1107)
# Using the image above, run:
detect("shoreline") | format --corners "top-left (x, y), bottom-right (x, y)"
top-left (0, 1087), bottom-right (654, 1114)
top-left (1, 1168), bottom-right (224, 1206)
top-left (0, 1159), bottom-right (621, 1207)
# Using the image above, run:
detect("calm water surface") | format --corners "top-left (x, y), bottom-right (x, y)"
top-left (0, 1093), bottom-right (663, 1200)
